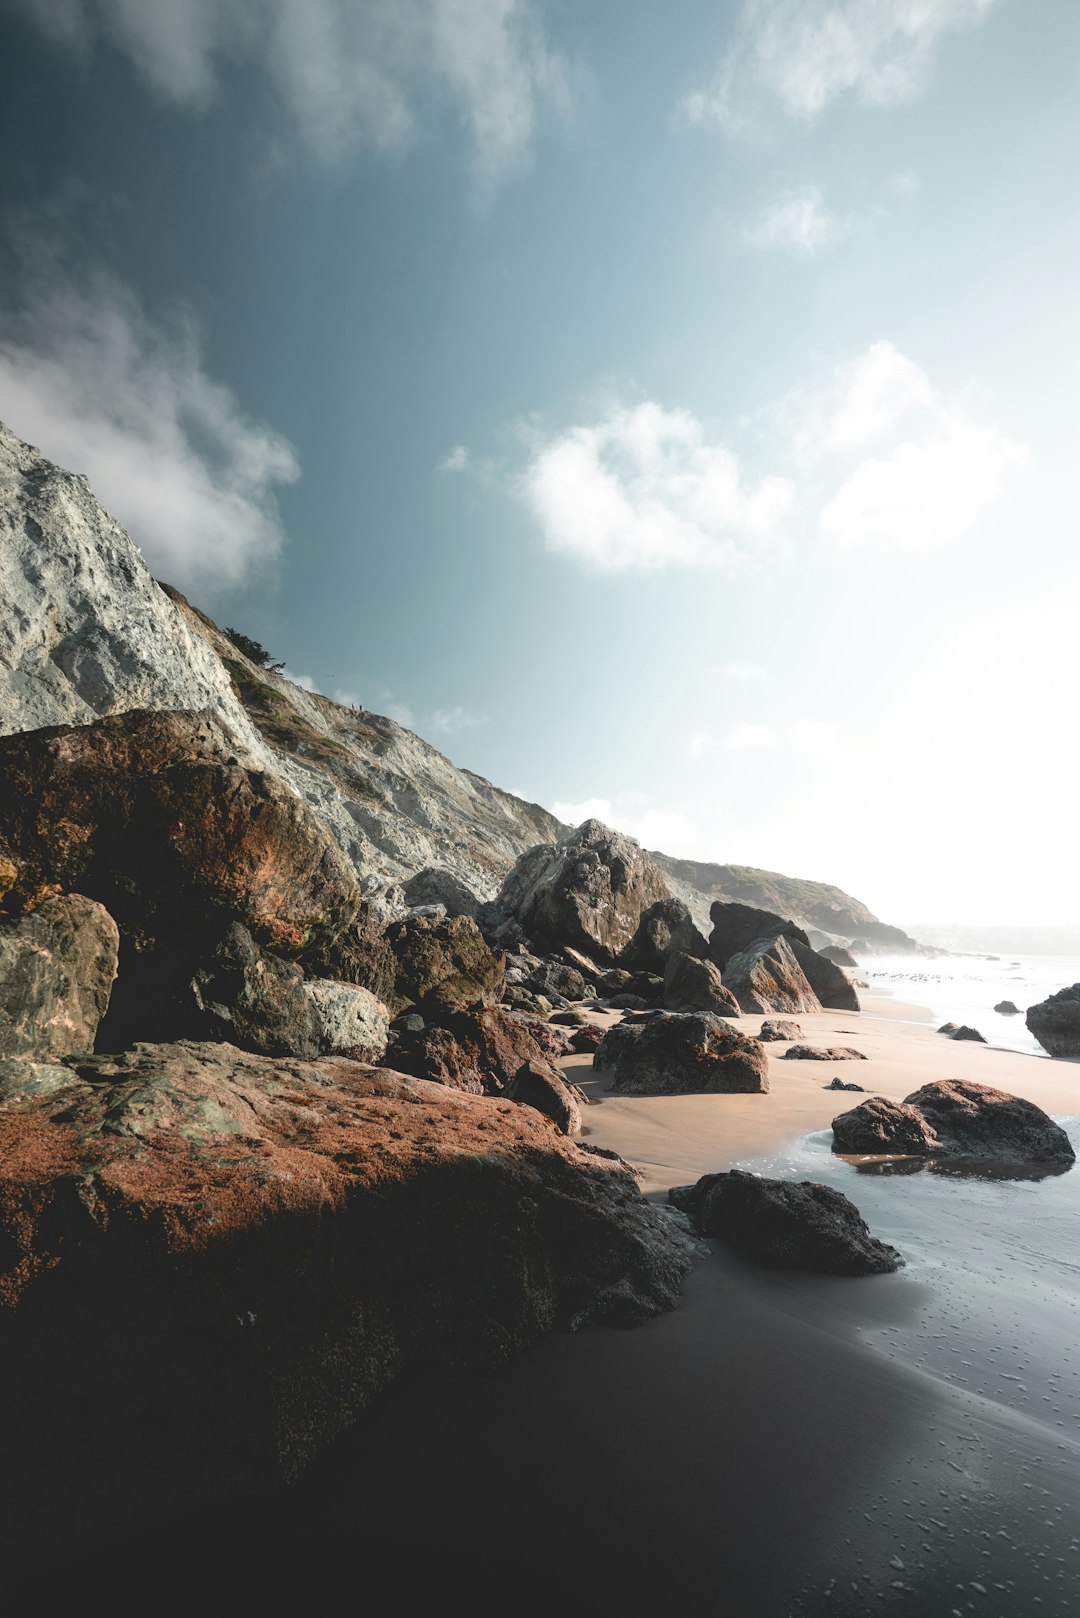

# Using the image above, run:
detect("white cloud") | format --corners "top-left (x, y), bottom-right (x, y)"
top-left (549, 795), bottom-right (700, 856)
top-left (13, 0), bottom-right (572, 194)
top-left (0, 250), bottom-right (298, 594)
top-left (521, 400), bottom-right (794, 572)
top-left (430, 704), bottom-right (489, 734)
top-left (439, 443), bottom-right (470, 472)
top-left (744, 185), bottom-right (844, 254)
top-left (724, 723), bottom-right (778, 749)
top-left (685, 0), bottom-right (996, 132)
top-left (283, 670), bottom-right (320, 691)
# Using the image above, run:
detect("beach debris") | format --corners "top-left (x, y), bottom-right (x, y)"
top-left (758, 1017), bottom-right (803, 1041)
top-left (783, 1044), bottom-right (867, 1060)
top-left (827, 1077), bottom-right (866, 1092)
top-left (832, 1080), bottom-right (1076, 1165)
top-left (594, 1011), bottom-right (768, 1095)
top-left (1026, 983), bottom-right (1080, 1058)
top-left (668, 1169), bottom-right (902, 1275)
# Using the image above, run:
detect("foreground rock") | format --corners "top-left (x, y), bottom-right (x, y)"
top-left (669, 1170), bottom-right (900, 1275)
top-left (662, 951), bottom-right (740, 1017)
top-left (0, 1040), bottom-right (691, 1517)
top-left (833, 1080), bottom-right (1075, 1164)
top-left (721, 934), bottom-right (822, 1016)
top-left (383, 911), bottom-right (504, 1013)
top-left (0, 894), bottom-right (118, 1059)
top-left (758, 1017), bottom-right (803, 1042)
top-left (595, 1013), bottom-right (768, 1096)
top-left (491, 819), bottom-right (671, 963)
top-left (1026, 984), bottom-right (1080, 1058)
top-left (387, 1003), bottom-right (560, 1096)
top-left (784, 1044), bottom-right (867, 1061)
top-left (506, 1061), bottom-right (582, 1135)
top-left (623, 898), bottom-right (709, 975)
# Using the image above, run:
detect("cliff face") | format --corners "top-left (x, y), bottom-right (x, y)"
top-left (0, 421), bottom-right (563, 898)
top-left (653, 855), bottom-right (879, 939)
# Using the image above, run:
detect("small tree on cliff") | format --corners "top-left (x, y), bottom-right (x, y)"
top-left (224, 627), bottom-right (284, 672)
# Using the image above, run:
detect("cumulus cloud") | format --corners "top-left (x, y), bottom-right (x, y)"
top-left (439, 443), bottom-right (470, 472)
top-left (283, 670), bottom-right (320, 691)
top-left (744, 185), bottom-right (845, 254)
top-left (0, 248), bottom-right (299, 594)
top-left (520, 400), bottom-right (794, 572)
top-left (11, 0), bottom-right (572, 194)
top-left (685, 0), bottom-right (996, 132)
top-left (430, 704), bottom-right (489, 734)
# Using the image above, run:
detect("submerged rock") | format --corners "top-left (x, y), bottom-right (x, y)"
top-left (668, 1169), bottom-right (901, 1275)
top-left (0, 893), bottom-right (119, 1060)
top-left (833, 1080), bottom-right (1075, 1164)
top-left (784, 1045), bottom-right (867, 1061)
top-left (595, 1012), bottom-right (768, 1096)
top-left (1026, 984), bottom-right (1080, 1058)
top-left (662, 951), bottom-right (741, 1017)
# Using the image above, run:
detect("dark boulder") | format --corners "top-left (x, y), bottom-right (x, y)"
top-left (525, 959), bottom-right (588, 1002)
top-left (0, 894), bottom-right (119, 1060)
top-left (387, 1002), bottom-right (559, 1096)
top-left (493, 819), bottom-right (671, 964)
top-left (595, 1012), bottom-right (768, 1096)
top-left (758, 1017), bottom-right (803, 1042)
top-left (826, 1077), bottom-right (865, 1092)
top-left (190, 922), bottom-right (321, 1056)
top-left (950, 1025), bottom-right (986, 1043)
top-left (938, 1022), bottom-right (959, 1035)
top-left (722, 935), bottom-right (822, 1016)
top-left (606, 993), bottom-right (649, 1011)
top-left (784, 1045), bottom-right (866, 1061)
top-left (383, 912), bottom-right (504, 1014)
top-left (506, 1061), bottom-right (582, 1135)
top-left (994, 1000), bottom-right (1021, 1015)
top-left (669, 1170), bottom-right (900, 1275)
top-left (787, 938), bottom-right (861, 1012)
top-left (820, 945), bottom-right (858, 968)
top-left (569, 1024), bottom-right (606, 1054)
top-left (662, 951), bottom-right (741, 1017)
top-left (1026, 984), bottom-right (1080, 1058)
top-left (833, 1080), bottom-right (1075, 1164)
top-left (549, 1008), bottom-right (589, 1027)
top-left (707, 901), bottom-right (810, 971)
top-left (623, 898), bottom-right (708, 975)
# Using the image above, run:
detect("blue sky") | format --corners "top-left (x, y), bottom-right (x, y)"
top-left (1, 0), bottom-right (1078, 925)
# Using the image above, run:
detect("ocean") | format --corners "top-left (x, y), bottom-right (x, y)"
top-left (855, 951), bottom-right (1080, 1056)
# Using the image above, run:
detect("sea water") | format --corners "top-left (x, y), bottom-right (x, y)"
top-left (856, 951), bottom-right (1080, 1056)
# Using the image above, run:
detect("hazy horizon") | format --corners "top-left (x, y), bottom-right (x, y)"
top-left (2, 0), bottom-right (1078, 928)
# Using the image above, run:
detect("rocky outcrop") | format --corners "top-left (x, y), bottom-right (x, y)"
top-left (787, 938), bottom-right (860, 1012)
top-left (669, 1170), bottom-right (901, 1275)
top-left (707, 901), bottom-right (810, 969)
top-left (491, 820), bottom-right (671, 964)
top-left (662, 951), bottom-right (741, 1017)
top-left (758, 1018), bottom-right (803, 1042)
top-left (506, 1061), bottom-right (582, 1136)
top-left (1026, 984), bottom-right (1080, 1058)
top-left (0, 1040), bottom-right (692, 1516)
top-left (0, 894), bottom-right (119, 1059)
top-left (708, 902), bottom-right (857, 1012)
top-left (595, 1013), bottom-right (768, 1096)
top-left (383, 912), bottom-right (504, 1013)
top-left (387, 1003), bottom-right (559, 1096)
top-left (784, 1045), bottom-right (866, 1061)
top-left (721, 935), bottom-right (821, 1016)
top-left (401, 867), bottom-right (480, 917)
top-left (622, 898), bottom-right (708, 975)
top-left (821, 945), bottom-right (858, 968)
top-left (833, 1080), bottom-right (1075, 1164)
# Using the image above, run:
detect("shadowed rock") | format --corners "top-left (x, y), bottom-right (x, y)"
top-left (387, 1002), bottom-right (561, 1096)
top-left (833, 1080), bottom-right (1075, 1164)
top-left (569, 1024), bottom-right (606, 1053)
top-left (787, 938), bottom-right (860, 1012)
top-left (826, 1077), bottom-right (866, 1092)
top-left (994, 1000), bottom-right (1021, 1015)
top-left (623, 898), bottom-right (709, 975)
top-left (722, 935), bottom-right (822, 1016)
top-left (820, 945), bottom-right (858, 968)
top-left (506, 1061), bottom-right (582, 1135)
top-left (383, 911), bottom-right (504, 1014)
top-left (0, 894), bottom-right (118, 1060)
top-left (707, 901), bottom-right (810, 970)
top-left (595, 1012), bottom-right (768, 1096)
top-left (668, 1169), bottom-right (901, 1275)
top-left (401, 867), bottom-right (480, 917)
top-left (662, 951), bottom-right (741, 1017)
top-left (1026, 984), bottom-right (1080, 1058)
top-left (950, 1025), bottom-right (986, 1043)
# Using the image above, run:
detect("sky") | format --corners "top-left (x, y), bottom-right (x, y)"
top-left (1, 0), bottom-right (1078, 928)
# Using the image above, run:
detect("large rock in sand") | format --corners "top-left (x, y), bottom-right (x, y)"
top-left (833, 1080), bottom-right (1075, 1164)
top-left (595, 1012), bottom-right (768, 1096)
top-left (492, 819), bottom-right (671, 964)
top-left (669, 1170), bottom-right (901, 1275)
top-left (0, 893), bottom-right (119, 1059)
top-left (0, 1040), bottom-right (691, 1525)
top-left (1026, 984), bottom-right (1080, 1058)
top-left (707, 901), bottom-right (810, 969)
top-left (721, 934), bottom-right (822, 1016)
top-left (662, 951), bottom-right (741, 1017)
top-left (387, 1002), bottom-right (560, 1096)
top-left (623, 898), bottom-right (708, 975)
top-left (787, 938), bottom-right (860, 1012)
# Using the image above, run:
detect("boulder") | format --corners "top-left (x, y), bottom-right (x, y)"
top-left (595, 1012), bottom-right (768, 1096)
top-left (787, 938), bottom-right (861, 1012)
top-left (994, 1000), bottom-right (1021, 1015)
top-left (606, 993), bottom-right (649, 1011)
top-left (938, 1022), bottom-right (959, 1035)
top-left (189, 923), bottom-right (321, 1056)
top-left (669, 1170), bottom-right (900, 1276)
top-left (950, 1025), bottom-right (986, 1043)
top-left (623, 898), bottom-right (709, 975)
top-left (493, 819), bottom-right (671, 964)
top-left (784, 1045), bottom-right (867, 1061)
top-left (0, 1040), bottom-right (691, 1522)
top-left (502, 985), bottom-right (550, 1015)
top-left (525, 959), bottom-right (588, 1002)
top-left (562, 945), bottom-right (607, 981)
top-left (549, 1008), bottom-right (589, 1026)
top-left (401, 867), bottom-right (480, 918)
top-left (662, 951), bottom-right (741, 1017)
top-left (707, 901), bottom-right (810, 970)
top-left (0, 894), bottom-right (119, 1060)
top-left (306, 980), bottom-right (390, 1062)
top-left (826, 1077), bottom-right (865, 1092)
top-left (1026, 984), bottom-right (1080, 1058)
top-left (308, 912), bottom-right (398, 1007)
top-left (383, 912), bottom-right (504, 1013)
top-left (833, 1080), bottom-right (1075, 1164)
top-left (721, 935), bottom-right (822, 1017)
top-left (569, 1024), bottom-right (606, 1054)
top-left (820, 945), bottom-right (858, 968)
top-left (506, 1061), bottom-right (582, 1135)
top-left (758, 1018), bottom-right (803, 1042)
top-left (387, 1002), bottom-right (559, 1096)
top-left (0, 710), bottom-right (359, 958)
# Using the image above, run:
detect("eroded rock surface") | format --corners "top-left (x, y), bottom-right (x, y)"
top-left (707, 901), bottom-right (810, 970)
top-left (1026, 985), bottom-right (1080, 1058)
top-left (758, 1018), bottom-right (803, 1042)
top-left (784, 1045), bottom-right (867, 1061)
top-left (669, 1169), bottom-right (901, 1275)
top-left (623, 898), bottom-right (709, 975)
top-left (595, 1012), bottom-right (768, 1096)
top-left (833, 1080), bottom-right (1075, 1164)
top-left (662, 951), bottom-right (741, 1017)
top-left (0, 893), bottom-right (118, 1059)
top-left (721, 935), bottom-right (822, 1017)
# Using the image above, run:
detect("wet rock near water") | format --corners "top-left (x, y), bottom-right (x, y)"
top-left (950, 1025), bottom-right (986, 1043)
top-left (595, 1012), bottom-right (768, 1096)
top-left (669, 1169), bottom-right (901, 1276)
top-left (994, 1000), bottom-right (1021, 1015)
top-left (1026, 983), bottom-right (1080, 1059)
top-left (833, 1079), bottom-right (1075, 1164)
